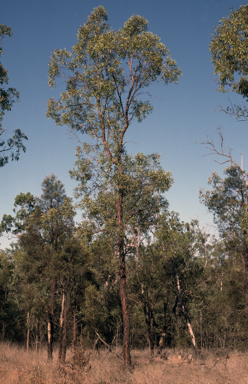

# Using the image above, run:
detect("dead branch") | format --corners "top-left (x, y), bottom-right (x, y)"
top-left (95, 331), bottom-right (124, 361)
top-left (196, 128), bottom-right (237, 166)
top-left (214, 100), bottom-right (248, 122)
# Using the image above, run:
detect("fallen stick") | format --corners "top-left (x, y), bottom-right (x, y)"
top-left (95, 331), bottom-right (124, 361)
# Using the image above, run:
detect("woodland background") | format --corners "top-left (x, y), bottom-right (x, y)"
top-left (1, 1), bottom-right (248, 374)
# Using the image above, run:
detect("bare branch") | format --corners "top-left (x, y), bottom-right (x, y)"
top-left (196, 128), bottom-right (238, 166)
top-left (214, 99), bottom-right (248, 122)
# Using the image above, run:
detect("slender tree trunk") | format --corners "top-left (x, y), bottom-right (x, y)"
top-left (116, 320), bottom-right (119, 350)
top-left (72, 307), bottom-right (77, 350)
top-left (58, 290), bottom-right (65, 362)
top-left (158, 329), bottom-right (166, 354)
top-left (47, 277), bottom-right (56, 360)
top-left (2, 320), bottom-right (5, 342)
top-left (242, 240), bottom-right (248, 288)
top-left (61, 281), bottom-right (70, 363)
top-left (26, 311), bottom-right (30, 352)
top-left (117, 184), bottom-right (131, 368)
top-left (35, 318), bottom-right (39, 352)
top-left (120, 257), bottom-right (131, 367)
top-left (39, 318), bottom-right (43, 347)
top-left (173, 267), bottom-right (198, 354)
top-left (2, 287), bottom-right (8, 342)
top-left (47, 313), bottom-right (53, 360)
top-left (162, 301), bottom-right (170, 348)
top-left (143, 303), bottom-right (154, 357)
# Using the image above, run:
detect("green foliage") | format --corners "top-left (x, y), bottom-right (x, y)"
top-left (71, 150), bottom-right (172, 249)
top-left (47, 6), bottom-right (181, 156)
top-left (200, 165), bottom-right (248, 240)
top-left (210, 5), bottom-right (248, 96)
top-left (0, 192), bottom-right (35, 236)
top-left (200, 164), bottom-right (248, 346)
top-left (0, 24), bottom-right (27, 167)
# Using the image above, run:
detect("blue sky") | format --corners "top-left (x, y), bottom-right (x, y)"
top-left (1, 0), bottom-right (248, 248)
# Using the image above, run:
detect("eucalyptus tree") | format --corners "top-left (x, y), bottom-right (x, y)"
top-left (33, 174), bottom-right (75, 360)
top-left (0, 192), bottom-right (35, 239)
top-left (1, 175), bottom-right (76, 359)
top-left (0, 249), bottom-right (14, 341)
top-left (47, 6), bottom-right (181, 367)
top-left (0, 24), bottom-right (27, 167)
top-left (153, 213), bottom-right (206, 353)
top-left (210, 4), bottom-right (248, 119)
top-left (200, 165), bottom-right (248, 281)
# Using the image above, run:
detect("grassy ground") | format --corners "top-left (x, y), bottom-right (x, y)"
top-left (1, 343), bottom-right (248, 383)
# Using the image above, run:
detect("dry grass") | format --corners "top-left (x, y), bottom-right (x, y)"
top-left (1, 343), bottom-right (248, 384)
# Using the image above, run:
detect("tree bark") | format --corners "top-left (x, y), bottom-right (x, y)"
top-left (143, 303), bottom-right (154, 356)
top-left (120, 257), bottom-right (131, 368)
top-left (117, 180), bottom-right (131, 368)
top-left (59, 278), bottom-right (71, 364)
top-left (61, 282), bottom-right (70, 363)
top-left (47, 313), bottom-right (53, 360)
top-left (173, 267), bottom-right (198, 354)
top-left (72, 307), bottom-right (77, 350)
top-left (35, 317), bottom-right (39, 352)
top-left (39, 318), bottom-right (43, 347)
top-left (26, 311), bottom-right (30, 352)
top-left (58, 290), bottom-right (65, 362)
top-left (2, 320), bottom-right (5, 342)
top-left (47, 277), bottom-right (56, 360)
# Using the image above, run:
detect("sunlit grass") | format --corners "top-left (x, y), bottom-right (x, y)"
top-left (1, 343), bottom-right (248, 383)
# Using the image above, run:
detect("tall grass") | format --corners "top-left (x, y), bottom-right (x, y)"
top-left (0, 343), bottom-right (248, 383)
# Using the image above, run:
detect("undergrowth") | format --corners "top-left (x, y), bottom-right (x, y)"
top-left (0, 343), bottom-right (248, 384)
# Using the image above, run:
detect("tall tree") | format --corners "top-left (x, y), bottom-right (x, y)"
top-left (0, 24), bottom-right (27, 167)
top-left (47, 6), bottom-right (181, 367)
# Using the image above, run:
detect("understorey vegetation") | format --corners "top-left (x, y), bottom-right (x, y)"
top-left (1, 170), bottom-right (248, 359)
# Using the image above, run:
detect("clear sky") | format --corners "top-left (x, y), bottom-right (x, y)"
top-left (1, 0), bottom-right (248, 248)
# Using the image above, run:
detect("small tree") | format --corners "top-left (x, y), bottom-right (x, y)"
top-left (200, 165), bottom-right (248, 281)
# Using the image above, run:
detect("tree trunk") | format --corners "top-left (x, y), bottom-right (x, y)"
top-left (39, 318), bottom-right (43, 347)
top-left (2, 320), bottom-right (5, 342)
top-left (72, 307), bottom-right (77, 350)
top-left (58, 290), bottom-right (65, 362)
top-left (35, 318), bottom-right (39, 352)
top-left (47, 313), bottom-right (53, 360)
top-left (26, 311), bottom-right (30, 352)
top-left (117, 182), bottom-right (131, 368)
top-left (59, 278), bottom-right (71, 364)
top-left (174, 267), bottom-right (198, 354)
top-left (61, 282), bottom-right (70, 363)
top-left (143, 303), bottom-right (154, 356)
top-left (120, 257), bottom-right (131, 368)
top-left (47, 277), bottom-right (56, 360)
top-left (158, 329), bottom-right (166, 354)
top-left (116, 320), bottom-right (119, 350)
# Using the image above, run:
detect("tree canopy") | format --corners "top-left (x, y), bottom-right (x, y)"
top-left (210, 5), bottom-right (248, 119)
top-left (0, 24), bottom-right (27, 167)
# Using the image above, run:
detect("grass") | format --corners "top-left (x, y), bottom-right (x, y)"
top-left (0, 343), bottom-right (248, 383)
